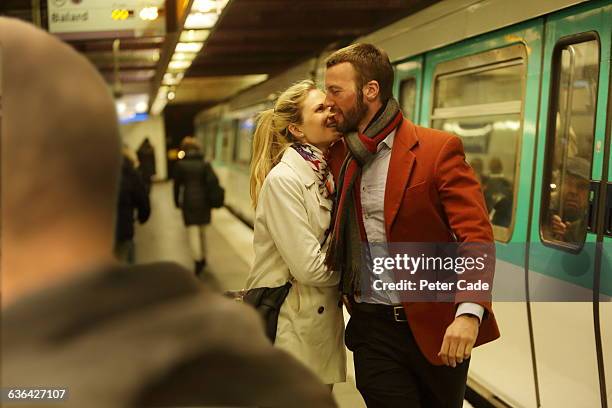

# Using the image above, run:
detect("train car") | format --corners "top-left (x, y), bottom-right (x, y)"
top-left (194, 0), bottom-right (611, 406)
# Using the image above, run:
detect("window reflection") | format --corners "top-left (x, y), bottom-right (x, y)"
top-left (435, 63), bottom-right (523, 108)
top-left (431, 46), bottom-right (526, 242)
top-left (234, 116), bottom-right (255, 164)
top-left (542, 39), bottom-right (598, 247)
top-left (433, 115), bottom-right (520, 231)
top-left (400, 77), bottom-right (416, 122)
top-left (220, 121), bottom-right (235, 162)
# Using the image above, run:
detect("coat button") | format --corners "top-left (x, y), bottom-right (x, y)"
top-left (318, 306), bottom-right (325, 314)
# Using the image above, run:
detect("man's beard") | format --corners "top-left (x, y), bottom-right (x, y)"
top-left (337, 88), bottom-right (368, 133)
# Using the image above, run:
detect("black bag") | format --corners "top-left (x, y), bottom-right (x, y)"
top-left (242, 281), bottom-right (292, 342)
top-left (204, 163), bottom-right (225, 208)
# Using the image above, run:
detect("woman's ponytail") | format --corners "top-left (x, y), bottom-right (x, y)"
top-left (248, 79), bottom-right (317, 209)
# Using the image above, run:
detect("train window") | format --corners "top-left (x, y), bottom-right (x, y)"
top-left (234, 116), bottom-right (255, 165)
top-left (431, 44), bottom-right (526, 242)
top-left (195, 123), bottom-right (207, 157)
top-left (399, 77), bottom-right (416, 122)
top-left (540, 37), bottom-right (599, 250)
top-left (434, 63), bottom-right (523, 109)
top-left (207, 123), bottom-right (218, 161)
top-left (220, 121), bottom-right (235, 162)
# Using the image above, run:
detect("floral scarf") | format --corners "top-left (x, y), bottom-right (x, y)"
top-left (291, 143), bottom-right (335, 199)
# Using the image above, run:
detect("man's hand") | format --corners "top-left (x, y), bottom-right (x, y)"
top-left (551, 215), bottom-right (568, 238)
top-left (438, 314), bottom-right (479, 367)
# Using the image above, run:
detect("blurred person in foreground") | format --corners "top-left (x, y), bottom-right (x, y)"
top-left (246, 80), bottom-right (346, 387)
top-left (323, 43), bottom-right (500, 407)
top-left (0, 17), bottom-right (336, 408)
top-left (115, 145), bottom-right (150, 264)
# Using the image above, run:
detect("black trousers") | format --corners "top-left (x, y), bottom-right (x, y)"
top-left (345, 309), bottom-right (470, 408)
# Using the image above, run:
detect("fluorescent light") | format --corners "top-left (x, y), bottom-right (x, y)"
top-left (135, 101), bottom-right (148, 113)
top-left (172, 52), bottom-right (197, 62)
top-left (139, 6), bottom-right (158, 20)
top-left (175, 42), bottom-right (203, 53)
top-left (163, 72), bottom-right (184, 85)
top-left (151, 87), bottom-right (169, 115)
top-left (192, 0), bottom-right (229, 13)
top-left (180, 29), bottom-right (209, 42)
top-left (192, 0), bottom-right (217, 12)
top-left (168, 60), bottom-right (192, 70)
top-left (185, 12), bottom-right (218, 29)
top-left (116, 101), bottom-right (127, 114)
top-left (151, 97), bottom-right (167, 115)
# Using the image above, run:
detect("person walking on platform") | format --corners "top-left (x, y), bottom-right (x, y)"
top-left (1, 18), bottom-right (336, 408)
top-left (323, 44), bottom-right (500, 407)
top-left (246, 80), bottom-right (347, 387)
top-left (115, 146), bottom-right (150, 264)
top-left (173, 137), bottom-right (221, 275)
top-left (136, 137), bottom-right (156, 195)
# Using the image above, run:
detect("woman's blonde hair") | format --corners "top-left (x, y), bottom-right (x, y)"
top-left (249, 79), bottom-right (317, 208)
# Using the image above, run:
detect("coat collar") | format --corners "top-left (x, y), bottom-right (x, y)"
top-left (280, 146), bottom-right (316, 187)
top-left (384, 119), bottom-right (419, 234)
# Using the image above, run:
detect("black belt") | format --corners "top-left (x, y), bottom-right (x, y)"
top-left (351, 301), bottom-right (408, 322)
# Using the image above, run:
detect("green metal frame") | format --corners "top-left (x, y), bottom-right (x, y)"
top-left (393, 55), bottom-right (424, 124)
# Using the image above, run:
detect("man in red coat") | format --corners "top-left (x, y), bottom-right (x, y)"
top-left (323, 43), bottom-right (500, 407)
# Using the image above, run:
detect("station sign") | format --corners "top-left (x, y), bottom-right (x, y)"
top-left (47, 0), bottom-right (165, 39)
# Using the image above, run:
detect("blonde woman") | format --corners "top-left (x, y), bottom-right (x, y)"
top-left (246, 80), bottom-right (346, 386)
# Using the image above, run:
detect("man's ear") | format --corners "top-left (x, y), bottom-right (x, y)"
top-left (363, 80), bottom-right (380, 102)
top-left (287, 123), bottom-right (304, 141)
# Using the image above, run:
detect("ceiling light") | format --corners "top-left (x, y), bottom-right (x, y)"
top-left (163, 72), bottom-right (184, 85)
top-left (192, 0), bottom-right (217, 12)
top-left (172, 52), bottom-right (197, 62)
top-left (135, 101), bottom-right (148, 113)
top-left (139, 6), bottom-right (158, 21)
top-left (151, 87), bottom-right (169, 115)
top-left (175, 42), bottom-right (203, 53)
top-left (151, 98), bottom-right (167, 115)
top-left (185, 12), bottom-right (218, 29)
top-left (168, 60), bottom-right (192, 70)
top-left (167, 90), bottom-right (176, 101)
top-left (116, 101), bottom-right (127, 114)
top-left (180, 29), bottom-right (209, 42)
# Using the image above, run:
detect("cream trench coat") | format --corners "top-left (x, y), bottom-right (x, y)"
top-left (246, 147), bottom-right (346, 385)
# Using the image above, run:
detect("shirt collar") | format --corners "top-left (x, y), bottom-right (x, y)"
top-left (377, 129), bottom-right (396, 153)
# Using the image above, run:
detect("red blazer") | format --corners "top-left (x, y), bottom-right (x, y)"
top-left (329, 119), bottom-right (500, 365)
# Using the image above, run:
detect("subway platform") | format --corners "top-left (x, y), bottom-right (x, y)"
top-left (134, 181), bottom-right (475, 408)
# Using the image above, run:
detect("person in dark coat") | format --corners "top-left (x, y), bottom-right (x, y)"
top-left (1, 17), bottom-right (336, 408)
top-left (137, 137), bottom-right (156, 194)
top-left (173, 137), bottom-right (218, 275)
top-left (115, 147), bottom-right (151, 263)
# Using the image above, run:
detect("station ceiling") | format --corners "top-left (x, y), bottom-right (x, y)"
top-left (1, 0), bottom-right (439, 106)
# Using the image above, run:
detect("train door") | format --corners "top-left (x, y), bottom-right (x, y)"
top-left (600, 5), bottom-right (612, 404)
top-left (421, 20), bottom-right (544, 407)
top-left (527, 1), bottom-right (611, 406)
top-left (602, 85), bottom-right (612, 407)
top-left (393, 56), bottom-right (423, 124)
